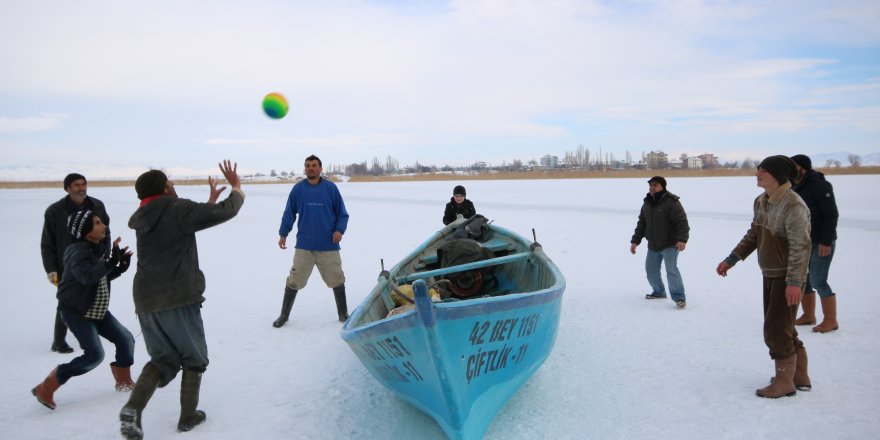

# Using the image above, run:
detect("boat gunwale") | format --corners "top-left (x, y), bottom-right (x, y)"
top-left (341, 223), bottom-right (565, 338)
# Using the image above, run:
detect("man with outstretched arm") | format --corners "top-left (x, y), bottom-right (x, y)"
top-left (120, 160), bottom-right (244, 440)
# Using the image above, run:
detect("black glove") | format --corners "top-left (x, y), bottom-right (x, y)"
top-left (118, 252), bottom-right (132, 273)
top-left (106, 245), bottom-right (121, 268)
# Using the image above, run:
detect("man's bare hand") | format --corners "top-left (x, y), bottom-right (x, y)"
top-left (207, 175), bottom-right (227, 204)
top-left (716, 261), bottom-right (731, 277)
top-left (818, 243), bottom-right (832, 257)
top-left (629, 243), bottom-right (637, 255)
top-left (332, 231), bottom-right (343, 244)
top-left (279, 236), bottom-right (287, 250)
top-left (675, 241), bottom-right (686, 251)
top-left (785, 285), bottom-right (803, 306)
top-left (219, 160), bottom-right (241, 190)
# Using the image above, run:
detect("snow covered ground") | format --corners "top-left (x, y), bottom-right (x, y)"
top-left (1, 175), bottom-right (878, 440)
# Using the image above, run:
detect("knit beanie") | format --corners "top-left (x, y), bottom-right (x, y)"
top-left (758, 155), bottom-right (798, 185)
top-left (647, 176), bottom-right (667, 189)
top-left (68, 209), bottom-right (95, 241)
top-left (135, 170), bottom-right (168, 200)
top-left (63, 173), bottom-right (87, 190)
top-left (453, 185), bottom-right (466, 197)
top-left (790, 154), bottom-right (812, 171)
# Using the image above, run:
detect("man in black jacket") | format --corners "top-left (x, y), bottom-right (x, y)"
top-left (630, 176), bottom-right (690, 308)
top-left (120, 161), bottom-right (244, 440)
top-left (442, 185), bottom-right (477, 225)
top-left (40, 173), bottom-right (110, 354)
top-left (790, 154), bottom-right (840, 333)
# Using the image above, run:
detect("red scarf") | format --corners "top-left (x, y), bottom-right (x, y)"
top-left (139, 194), bottom-right (163, 208)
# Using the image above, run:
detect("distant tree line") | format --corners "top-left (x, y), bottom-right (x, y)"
top-left (271, 150), bottom-right (866, 177)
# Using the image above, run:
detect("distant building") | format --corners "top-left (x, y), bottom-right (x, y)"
top-left (472, 161), bottom-right (488, 170)
top-left (644, 150), bottom-right (668, 169)
top-left (540, 155), bottom-right (559, 168)
top-left (697, 153), bottom-right (718, 169)
top-left (687, 157), bottom-right (704, 169)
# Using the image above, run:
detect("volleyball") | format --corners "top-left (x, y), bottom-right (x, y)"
top-left (262, 92), bottom-right (288, 119)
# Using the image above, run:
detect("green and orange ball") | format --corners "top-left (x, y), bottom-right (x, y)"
top-left (262, 92), bottom-right (288, 119)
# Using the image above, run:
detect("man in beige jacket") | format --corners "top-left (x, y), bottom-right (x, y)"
top-left (716, 155), bottom-right (812, 398)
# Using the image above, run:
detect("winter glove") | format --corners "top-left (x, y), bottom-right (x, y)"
top-left (47, 272), bottom-right (59, 286)
top-left (118, 252), bottom-right (132, 274)
top-left (106, 245), bottom-right (121, 268)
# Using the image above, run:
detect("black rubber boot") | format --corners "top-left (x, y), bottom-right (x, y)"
top-left (177, 368), bottom-right (207, 432)
top-left (272, 287), bottom-right (298, 328)
top-left (51, 310), bottom-right (73, 353)
top-left (333, 285), bottom-right (349, 322)
top-left (120, 362), bottom-right (161, 440)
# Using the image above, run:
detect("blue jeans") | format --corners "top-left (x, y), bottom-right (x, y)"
top-left (806, 241), bottom-right (835, 298)
top-left (56, 310), bottom-right (135, 385)
top-left (645, 247), bottom-right (686, 302)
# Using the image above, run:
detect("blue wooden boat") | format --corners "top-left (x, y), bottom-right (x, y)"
top-left (340, 218), bottom-right (565, 440)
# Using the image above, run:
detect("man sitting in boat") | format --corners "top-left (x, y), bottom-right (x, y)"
top-left (442, 185), bottom-right (477, 225)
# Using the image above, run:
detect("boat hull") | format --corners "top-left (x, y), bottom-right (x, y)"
top-left (341, 222), bottom-right (565, 439)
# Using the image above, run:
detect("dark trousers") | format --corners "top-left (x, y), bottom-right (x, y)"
top-left (57, 310), bottom-right (135, 384)
top-left (53, 309), bottom-right (69, 346)
top-left (137, 303), bottom-right (209, 387)
top-left (762, 277), bottom-right (804, 360)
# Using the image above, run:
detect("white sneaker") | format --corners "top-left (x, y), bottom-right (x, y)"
top-left (675, 300), bottom-right (686, 309)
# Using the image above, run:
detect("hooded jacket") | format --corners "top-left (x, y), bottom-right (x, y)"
top-left (730, 182), bottom-right (811, 285)
top-left (792, 169), bottom-right (838, 245)
top-left (128, 190), bottom-right (244, 314)
top-left (631, 191), bottom-right (689, 251)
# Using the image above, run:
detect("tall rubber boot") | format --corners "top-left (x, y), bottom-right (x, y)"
top-left (177, 368), bottom-right (207, 432)
top-left (769, 346), bottom-right (811, 391)
top-left (756, 356), bottom-right (797, 398)
top-left (51, 310), bottom-right (73, 353)
top-left (31, 367), bottom-right (61, 410)
top-left (793, 347), bottom-right (811, 391)
top-left (795, 293), bottom-right (817, 325)
top-left (120, 362), bottom-right (161, 440)
top-left (111, 364), bottom-right (135, 392)
top-left (333, 284), bottom-right (349, 322)
top-left (272, 287), bottom-right (297, 328)
top-left (813, 295), bottom-right (839, 333)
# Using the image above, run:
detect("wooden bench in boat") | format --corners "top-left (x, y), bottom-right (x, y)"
top-left (414, 237), bottom-right (516, 270)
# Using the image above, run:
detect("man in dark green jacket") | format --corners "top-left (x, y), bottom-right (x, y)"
top-left (120, 160), bottom-right (243, 440)
top-left (630, 176), bottom-right (690, 308)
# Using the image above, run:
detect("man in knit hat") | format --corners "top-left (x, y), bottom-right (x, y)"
top-left (716, 155), bottom-right (812, 398)
top-left (630, 176), bottom-right (690, 308)
top-left (120, 161), bottom-right (243, 439)
top-left (40, 173), bottom-right (111, 354)
top-left (790, 154), bottom-right (840, 333)
top-left (442, 184), bottom-right (477, 225)
top-left (32, 210), bottom-right (135, 410)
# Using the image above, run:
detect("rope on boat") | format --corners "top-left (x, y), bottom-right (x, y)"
top-left (380, 266), bottom-right (415, 304)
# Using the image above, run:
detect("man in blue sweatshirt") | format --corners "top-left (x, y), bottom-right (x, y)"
top-left (274, 155), bottom-right (350, 327)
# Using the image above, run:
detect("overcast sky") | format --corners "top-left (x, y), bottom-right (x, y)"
top-left (1, 0), bottom-right (878, 179)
